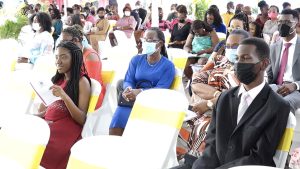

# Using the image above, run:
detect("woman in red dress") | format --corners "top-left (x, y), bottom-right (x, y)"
top-left (61, 25), bottom-right (105, 109)
top-left (38, 41), bottom-right (91, 169)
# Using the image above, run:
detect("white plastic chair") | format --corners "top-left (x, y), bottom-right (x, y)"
top-left (216, 32), bottom-right (226, 41)
top-left (68, 78), bottom-right (101, 137)
top-left (167, 48), bottom-right (189, 71)
top-left (82, 73), bottom-right (114, 137)
top-left (273, 112), bottom-right (297, 168)
top-left (0, 114), bottom-right (50, 169)
top-left (292, 109), bottom-right (300, 150)
top-left (67, 89), bottom-right (188, 169)
top-left (170, 68), bottom-right (186, 97)
top-left (229, 165), bottom-right (277, 169)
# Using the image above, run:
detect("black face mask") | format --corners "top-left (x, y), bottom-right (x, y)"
top-left (99, 16), bottom-right (105, 19)
top-left (234, 62), bottom-right (260, 85)
top-left (159, 16), bottom-right (163, 21)
top-left (278, 24), bottom-right (293, 37)
top-left (179, 19), bottom-right (185, 23)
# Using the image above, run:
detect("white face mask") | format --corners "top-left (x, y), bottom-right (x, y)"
top-left (124, 11), bottom-right (131, 16)
top-left (225, 48), bottom-right (238, 63)
top-left (229, 8), bottom-right (234, 13)
top-left (32, 23), bottom-right (41, 31)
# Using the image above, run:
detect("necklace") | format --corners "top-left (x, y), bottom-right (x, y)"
top-left (146, 56), bottom-right (161, 67)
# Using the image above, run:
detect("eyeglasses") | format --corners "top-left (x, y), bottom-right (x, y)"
top-left (141, 38), bottom-right (160, 43)
top-left (277, 20), bottom-right (296, 25)
top-left (227, 27), bottom-right (243, 33)
top-left (225, 45), bottom-right (239, 49)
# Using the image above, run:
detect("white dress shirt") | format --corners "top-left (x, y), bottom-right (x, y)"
top-left (237, 82), bottom-right (265, 124)
top-left (280, 35), bottom-right (297, 83)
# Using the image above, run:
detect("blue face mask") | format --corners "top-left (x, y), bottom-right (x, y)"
top-left (225, 48), bottom-right (238, 63)
top-left (142, 41), bottom-right (157, 56)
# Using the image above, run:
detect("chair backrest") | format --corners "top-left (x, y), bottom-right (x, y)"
top-left (216, 32), bottom-right (226, 41)
top-left (122, 89), bottom-right (188, 168)
top-left (0, 114), bottom-right (50, 169)
top-left (67, 89), bottom-right (188, 169)
top-left (292, 109), bottom-right (300, 150)
top-left (87, 78), bottom-right (102, 114)
top-left (81, 78), bottom-right (102, 137)
top-left (229, 165), bottom-right (278, 169)
top-left (170, 68), bottom-right (183, 91)
top-left (81, 71), bottom-right (115, 137)
top-left (67, 135), bottom-right (122, 169)
top-left (273, 112), bottom-right (297, 168)
top-left (108, 20), bottom-right (117, 31)
top-left (163, 31), bottom-right (171, 45)
top-left (168, 48), bottom-right (188, 70)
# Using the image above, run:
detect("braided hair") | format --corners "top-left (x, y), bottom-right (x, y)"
top-left (52, 41), bottom-right (90, 106)
top-left (148, 27), bottom-right (168, 58)
top-left (62, 24), bottom-right (84, 42)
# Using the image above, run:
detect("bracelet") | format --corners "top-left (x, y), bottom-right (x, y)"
top-left (213, 90), bottom-right (221, 98)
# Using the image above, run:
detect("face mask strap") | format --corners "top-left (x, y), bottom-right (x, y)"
top-left (289, 23), bottom-right (297, 35)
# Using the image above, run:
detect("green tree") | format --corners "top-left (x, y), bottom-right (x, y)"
top-left (0, 14), bottom-right (28, 39)
top-left (193, 0), bottom-right (211, 20)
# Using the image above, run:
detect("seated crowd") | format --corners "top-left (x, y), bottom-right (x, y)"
top-left (10, 0), bottom-right (300, 168)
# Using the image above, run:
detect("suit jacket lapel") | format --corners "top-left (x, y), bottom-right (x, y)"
top-left (292, 37), bottom-right (300, 66)
top-left (232, 84), bottom-right (270, 134)
top-left (230, 87), bottom-right (240, 128)
top-left (274, 41), bottom-right (283, 77)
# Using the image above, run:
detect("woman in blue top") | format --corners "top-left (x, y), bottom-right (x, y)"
top-left (204, 8), bottom-right (227, 34)
top-left (109, 27), bottom-right (176, 136)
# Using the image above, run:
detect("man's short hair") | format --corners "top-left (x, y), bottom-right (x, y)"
top-left (67, 7), bottom-right (73, 14)
top-left (97, 7), bottom-right (105, 13)
top-left (283, 2), bottom-right (291, 9)
top-left (230, 29), bottom-right (250, 39)
top-left (227, 1), bottom-right (233, 7)
top-left (281, 9), bottom-right (299, 21)
top-left (83, 6), bottom-right (90, 12)
top-left (240, 37), bottom-right (270, 60)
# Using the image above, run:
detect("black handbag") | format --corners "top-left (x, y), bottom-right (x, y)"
top-left (117, 80), bottom-right (153, 107)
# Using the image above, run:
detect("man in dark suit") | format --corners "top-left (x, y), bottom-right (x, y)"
top-left (267, 9), bottom-right (300, 113)
top-left (192, 38), bottom-right (290, 169)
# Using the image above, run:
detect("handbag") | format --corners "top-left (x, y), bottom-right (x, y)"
top-left (117, 80), bottom-right (153, 107)
top-left (108, 32), bottom-right (118, 47)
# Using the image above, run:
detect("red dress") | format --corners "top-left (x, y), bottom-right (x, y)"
top-left (40, 80), bottom-right (82, 169)
top-left (83, 48), bottom-right (105, 109)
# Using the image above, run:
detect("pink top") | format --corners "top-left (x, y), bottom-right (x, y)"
top-left (146, 20), bottom-right (170, 31)
top-left (116, 16), bottom-right (137, 38)
top-left (168, 18), bottom-right (193, 32)
top-left (86, 14), bottom-right (95, 25)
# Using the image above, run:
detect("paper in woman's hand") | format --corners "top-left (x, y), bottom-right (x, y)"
top-left (30, 79), bottom-right (61, 106)
top-left (184, 108), bottom-right (198, 121)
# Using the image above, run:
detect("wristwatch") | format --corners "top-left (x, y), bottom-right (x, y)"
top-left (207, 100), bottom-right (214, 110)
